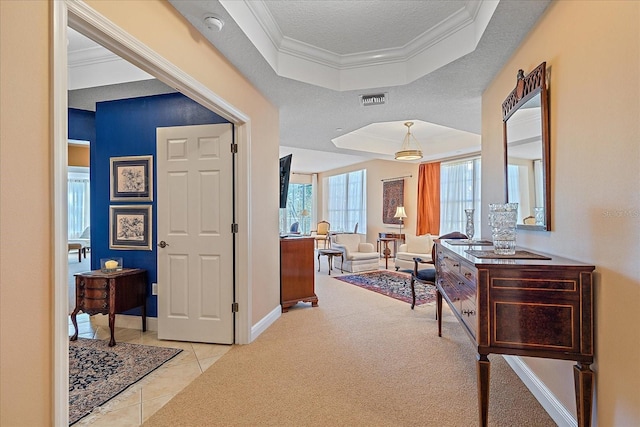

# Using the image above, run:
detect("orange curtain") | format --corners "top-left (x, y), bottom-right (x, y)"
top-left (416, 162), bottom-right (440, 235)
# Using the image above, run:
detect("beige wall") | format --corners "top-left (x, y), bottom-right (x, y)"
top-left (481, 1), bottom-right (640, 425)
top-left (0, 1), bottom-right (53, 425)
top-left (68, 145), bottom-right (89, 167)
top-left (318, 159), bottom-right (420, 245)
top-left (0, 1), bottom-right (280, 424)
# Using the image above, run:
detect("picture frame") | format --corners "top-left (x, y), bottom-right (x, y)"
top-left (110, 155), bottom-right (153, 201)
top-left (109, 205), bottom-right (152, 250)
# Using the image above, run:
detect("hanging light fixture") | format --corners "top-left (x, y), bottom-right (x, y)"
top-left (394, 121), bottom-right (423, 161)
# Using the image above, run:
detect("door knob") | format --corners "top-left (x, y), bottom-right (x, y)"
top-left (158, 241), bottom-right (169, 248)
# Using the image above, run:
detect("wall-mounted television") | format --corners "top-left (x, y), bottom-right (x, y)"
top-left (279, 154), bottom-right (292, 209)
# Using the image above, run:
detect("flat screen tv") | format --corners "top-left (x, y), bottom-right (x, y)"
top-left (279, 154), bottom-right (292, 209)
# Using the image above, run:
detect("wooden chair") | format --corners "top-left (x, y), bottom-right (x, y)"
top-left (311, 220), bottom-right (330, 249)
top-left (410, 231), bottom-right (467, 309)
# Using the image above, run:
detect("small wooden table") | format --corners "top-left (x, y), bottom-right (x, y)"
top-left (70, 268), bottom-right (147, 346)
top-left (377, 237), bottom-right (396, 269)
top-left (317, 249), bottom-right (343, 275)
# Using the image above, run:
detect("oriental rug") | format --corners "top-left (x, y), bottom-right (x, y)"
top-left (69, 338), bottom-right (181, 425)
top-left (334, 270), bottom-right (436, 306)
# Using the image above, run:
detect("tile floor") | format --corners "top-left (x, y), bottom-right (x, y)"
top-left (69, 314), bottom-right (231, 426)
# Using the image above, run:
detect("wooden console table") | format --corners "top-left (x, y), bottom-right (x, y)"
top-left (434, 240), bottom-right (595, 427)
top-left (280, 237), bottom-right (317, 312)
top-left (70, 268), bottom-right (147, 346)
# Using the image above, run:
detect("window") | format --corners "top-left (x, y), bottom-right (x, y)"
top-left (440, 158), bottom-right (481, 235)
top-left (280, 183), bottom-right (312, 234)
top-left (324, 169), bottom-right (366, 233)
top-left (68, 167), bottom-right (90, 239)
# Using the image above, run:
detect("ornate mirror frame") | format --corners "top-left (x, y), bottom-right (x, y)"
top-left (502, 62), bottom-right (551, 231)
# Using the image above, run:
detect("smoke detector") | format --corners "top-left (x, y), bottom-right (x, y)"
top-left (203, 15), bottom-right (224, 31)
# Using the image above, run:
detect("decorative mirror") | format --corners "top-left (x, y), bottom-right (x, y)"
top-left (502, 62), bottom-right (550, 231)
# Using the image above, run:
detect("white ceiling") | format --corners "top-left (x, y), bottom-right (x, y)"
top-left (67, 1), bottom-right (551, 174)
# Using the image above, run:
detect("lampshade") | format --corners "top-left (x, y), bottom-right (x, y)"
top-left (394, 122), bottom-right (423, 161)
top-left (394, 206), bottom-right (407, 219)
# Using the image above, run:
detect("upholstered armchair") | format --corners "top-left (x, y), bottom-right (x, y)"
top-left (394, 234), bottom-right (434, 271)
top-left (311, 220), bottom-right (331, 248)
top-left (331, 233), bottom-right (379, 273)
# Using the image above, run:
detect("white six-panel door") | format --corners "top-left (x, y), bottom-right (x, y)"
top-left (156, 123), bottom-right (234, 344)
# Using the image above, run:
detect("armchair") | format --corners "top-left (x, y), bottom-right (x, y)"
top-left (331, 233), bottom-right (379, 273)
top-left (394, 234), bottom-right (434, 271)
top-left (410, 231), bottom-right (467, 309)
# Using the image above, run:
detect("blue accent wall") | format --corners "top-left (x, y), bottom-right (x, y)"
top-left (68, 108), bottom-right (96, 142)
top-left (91, 92), bottom-right (229, 317)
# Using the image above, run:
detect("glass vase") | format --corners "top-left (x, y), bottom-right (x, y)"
top-left (464, 208), bottom-right (475, 241)
top-left (488, 203), bottom-right (518, 255)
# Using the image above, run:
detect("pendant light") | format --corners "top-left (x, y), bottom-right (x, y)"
top-left (395, 122), bottom-right (423, 161)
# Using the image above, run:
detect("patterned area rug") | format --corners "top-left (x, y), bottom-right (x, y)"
top-left (69, 338), bottom-right (182, 425)
top-left (334, 270), bottom-right (436, 306)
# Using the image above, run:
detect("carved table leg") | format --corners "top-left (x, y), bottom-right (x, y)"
top-left (436, 290), bottom-right (443, 336)
top-left (477, 354), bottom-right (491, 427)
top-left (108, 312), bottom-right (116, 347)
top-left (574, 362), bottom-right (594, 427)
top-left (142, 300), bottom-right (147, 333)
top-left (70, 307), bottom-right (81, 341)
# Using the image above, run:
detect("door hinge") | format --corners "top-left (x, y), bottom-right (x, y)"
top-left (232, 302), bottom-right (239, 313)
top-left (231, 143), bottom-right (238, 153)
top-left (231, 223), bottom-right (239, 233)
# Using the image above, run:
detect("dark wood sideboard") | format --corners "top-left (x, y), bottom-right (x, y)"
top-left (434, 240), bottom-right (595, 427)
top-left (70, 268), bottom-right (147, 346)
top-left (280, 237), bottom-right (317, 312)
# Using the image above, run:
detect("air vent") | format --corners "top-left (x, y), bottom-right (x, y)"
top-left (360, 93), bottom-right (387, 106)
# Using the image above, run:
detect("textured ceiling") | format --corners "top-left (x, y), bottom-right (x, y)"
top-left (168, 0), bottom-right (551, 173)
top-left (263, 1), bottom-right (465, 55)
top-left (67, 1), bottom-right (551, 174)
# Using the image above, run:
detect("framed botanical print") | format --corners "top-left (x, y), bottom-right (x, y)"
top-left (109, 205), bottom-right (152, 250)
top-left (110, 155), bottom-right (153, 201)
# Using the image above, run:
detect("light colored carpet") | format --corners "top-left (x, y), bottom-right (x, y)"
top-left (144, 268), bottom-right (556, 426)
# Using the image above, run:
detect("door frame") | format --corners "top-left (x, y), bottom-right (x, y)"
top-left (53, 1), bottom-right (253, 424)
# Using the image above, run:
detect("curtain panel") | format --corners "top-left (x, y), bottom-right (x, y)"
top-left (416, 162), bottom-right (440, 235)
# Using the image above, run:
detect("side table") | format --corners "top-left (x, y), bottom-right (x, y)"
top-left (70, 268), bottom-right (147, 346)
top-left (377, 237), bottom-right (396, 269)
top-left (317, 249), bottom-right (343, 275)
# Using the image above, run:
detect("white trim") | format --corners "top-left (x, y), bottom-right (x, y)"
top-left (250, 305), bottom-right (282, 342)
top-left (220, 0), bottom-right (499, 91)
top-left (53, 4), bottom-right (70, 426)
top-left (503, 355), bottom-right (577, 427)
top-left (55, 1), bottom-right (255, 424)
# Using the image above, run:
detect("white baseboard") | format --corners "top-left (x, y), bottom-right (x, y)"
top-left (503, 355), bottom-right (577, 427)
top-left (92, 313), bottom-right (158, 332)
top-left (250, 305), bottom-right (281, 342)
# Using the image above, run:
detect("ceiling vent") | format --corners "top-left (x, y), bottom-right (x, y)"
top-left (360, 93), bottom-right (387, 107)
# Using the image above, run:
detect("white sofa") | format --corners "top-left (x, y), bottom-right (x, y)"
top-left (394, 234), bottom-right (434, 271)
top-left (331, 233), bottom-right (379, 273)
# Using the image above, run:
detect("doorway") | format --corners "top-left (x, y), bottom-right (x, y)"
top-left (54, 1), bottom-right (253, 424)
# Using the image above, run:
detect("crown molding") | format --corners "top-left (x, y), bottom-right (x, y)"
top-left (220, 0), bottom-right (499, 91)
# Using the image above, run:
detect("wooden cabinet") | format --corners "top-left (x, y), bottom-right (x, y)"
top-left (70, 268), bottom-right (147, 346)
top-left (280, 237), bottom-right (317, 312)
top-left (434, 240), bottom-right (595, 427)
